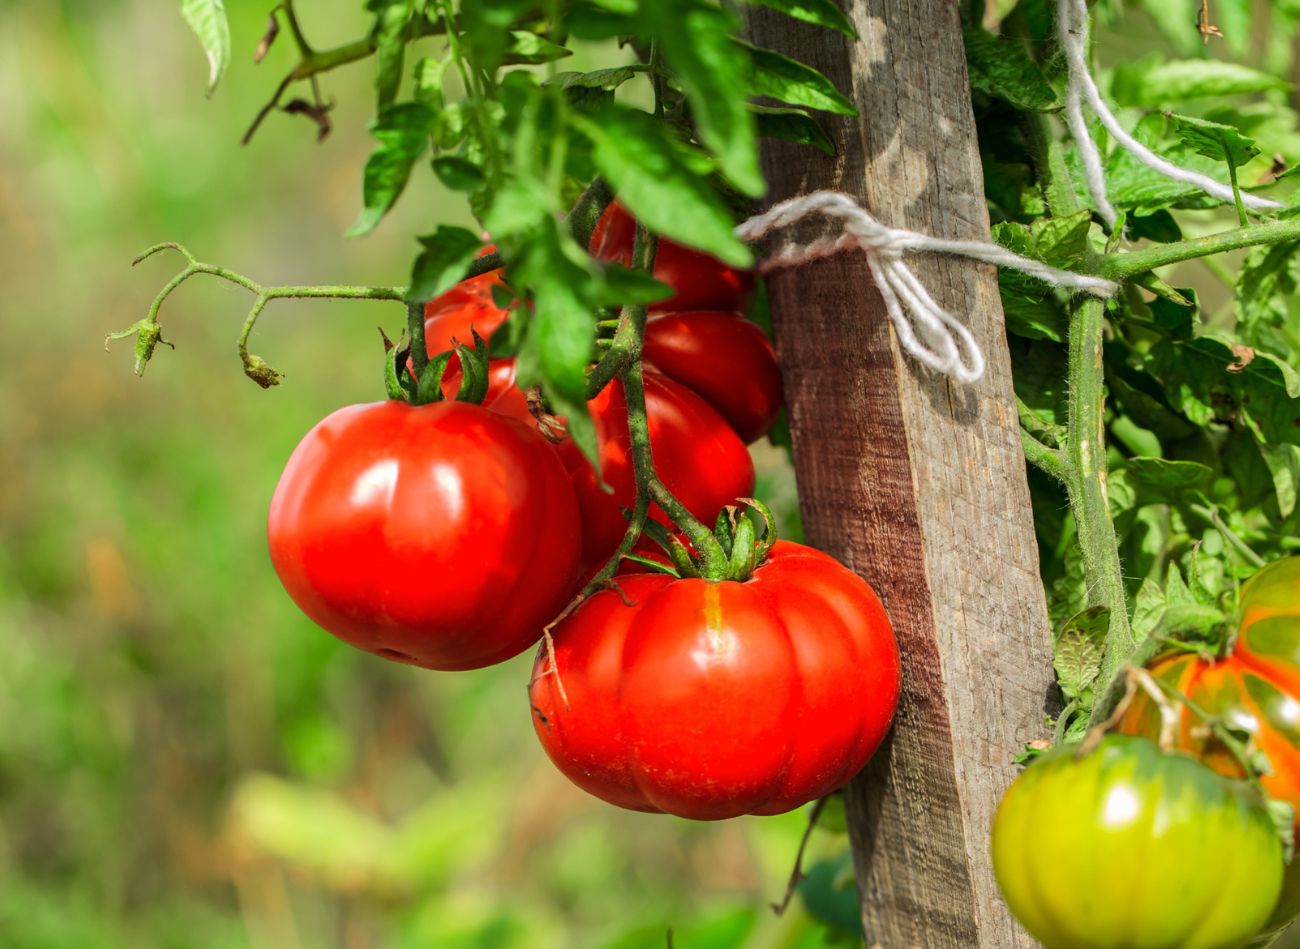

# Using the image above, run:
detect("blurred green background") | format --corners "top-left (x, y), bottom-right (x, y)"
top-left (10, 2), bottom-right (1300, 948)
top-left (0, 2), bottom-right (834, 947)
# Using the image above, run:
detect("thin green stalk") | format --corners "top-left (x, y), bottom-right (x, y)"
top-left (1022, 430), bottom-right (1066, 483)
top-left (1066, 298), bottom-right (1135, 728)
top-left (1023, 112), bottom-right (1081, 217)
top-left (1098, 218), bottom-right (1300, 280)
top-left (1227, 159), bottom-right (1249, 229)
top-left (407, 300), bottom-right (428, 376)
top-left (1189, 504), bottom-right (1267, 568)
top-left (617, 223), bottom-right (727, 577)
top-left (567, 177), bottom-right (615, 250)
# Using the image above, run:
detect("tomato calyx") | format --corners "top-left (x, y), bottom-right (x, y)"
top-left (384, 327), bottom-right (491, 406)
top-left (640, 497), bottom-right (778, 583)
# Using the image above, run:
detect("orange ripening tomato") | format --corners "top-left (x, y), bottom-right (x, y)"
top-left (528, 541), bottom-right (900, 819)
top-left (1119, 556), bottom-right (1300, 937)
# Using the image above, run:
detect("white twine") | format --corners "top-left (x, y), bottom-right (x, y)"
top-left (1058, 0), bottom-right (1282, 230)
top-left (737, 191), bottom-right (1118, 384)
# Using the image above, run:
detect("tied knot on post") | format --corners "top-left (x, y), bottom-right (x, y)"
top-left (737, 191), bottom-right (1118, 385)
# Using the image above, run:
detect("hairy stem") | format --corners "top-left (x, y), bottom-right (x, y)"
top-left (1098, 218), bottom-right (1300, 280)
top-left (1023, 112), bottom-right (1081, 217)
top-left (1066, 297), bottom-right (1135, 728)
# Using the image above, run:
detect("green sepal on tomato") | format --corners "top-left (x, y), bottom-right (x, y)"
top-left (992, 735), bottom-right (1283, 949)
top-left (528, 540), bottom-right (900, 820)
top-left (266, 395), bottom-right (583, 671)
top-left (1119, 555), bottom-right (1300, 939)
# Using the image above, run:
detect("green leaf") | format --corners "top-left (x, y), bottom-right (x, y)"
top-left (737, 40), bottom-right (857, 116)
top-left (1146, 334), bottom-right (1300, 446)
top-left (509, 227), bottom-right (602, 466)
top-left (991, 209), bottom-right (1093, 271)
top-left (1121, 457), bottom-right (1215, 505)
top-left (798, 853), bottom-right (863, 939)
top-left (1111, 55), bottom-right (1289, 108)
top-left (1235, 240), bottom-right (1300, 342)
top-left (999, 275), bottom-right (1065, 342)
top-left (373, 1), bottom-right (414, 109)
top-left (545, 66), bottom-right (643, 92)
top-left (574, 106), bottom-right (753, 266)
top-left (503, 30), bottom-right (573, 65)
top-left (747, 0), bottom-right (856, 37)
top-left (431, 155), bottom-right (486, 192)
top-left (408, 226), bottom-right (484, 304)
top-left (412, 56), bottom-right (448, 110)
top-left (1053, 606), bottom-right (1109, 704)
top-left (178, 0), bottom-right (230, 95)
top-left (348, 104), bottom-right (434, 237)
top-left (1105, 114), bottom-right (1230, 213)
top-left (594, 265), bottom-right (674, 306)
top-left (483, 176), bottom-right (552, 238)
top-left (646, 1), bottom-right (764, 197)
top-left (1259, 442), bottom-right (1300, 518)
top-left (963, 27), bottom-right (1060, 112)
top-left (1167, 112), bottom-right (1261, 169)
top-left (751, 105), bottom-right (835, 156)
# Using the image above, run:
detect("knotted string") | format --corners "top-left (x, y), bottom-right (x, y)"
top-left (737, 191), bottom-right (1118, 384)
top-left (1058, 0), bottom-right (1282, 230)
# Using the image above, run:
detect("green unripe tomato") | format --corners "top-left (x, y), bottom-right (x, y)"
top-left (992, 735), bottom-right (1283, 949)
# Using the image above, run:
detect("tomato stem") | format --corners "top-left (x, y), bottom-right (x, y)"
top-left (1066, 298), bottom-right (1135, 728)
top-left (113, 242), bottom-right (407, 385)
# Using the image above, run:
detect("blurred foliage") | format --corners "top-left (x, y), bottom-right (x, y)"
top-left (0, 1), bottom-right (833, 947)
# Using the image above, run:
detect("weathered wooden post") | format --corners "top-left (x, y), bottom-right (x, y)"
top-left (748, 4), bottom-right (1053, 945)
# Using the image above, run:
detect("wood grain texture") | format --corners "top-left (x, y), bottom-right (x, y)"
top-left (747, 3), bottom-right (1055, 945)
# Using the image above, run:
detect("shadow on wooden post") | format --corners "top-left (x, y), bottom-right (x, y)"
top-left (747, 3), bottom-right (1055, 945)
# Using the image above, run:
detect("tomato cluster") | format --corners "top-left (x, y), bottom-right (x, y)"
top-left (265, 208), bottom-right (902, 819)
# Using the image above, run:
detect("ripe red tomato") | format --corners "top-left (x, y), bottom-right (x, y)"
top-left (267, 400), bottom-right (582, 671)
top-left (992, 735), bottom-right (1283, 949)
top-left (1119, 555), bottom-right (1300, 937)
top-left (448, 358), bottom-right (755, 575)
top-left (423, 285), bottom-right (781, 444)
top-left (528, 541), bottom-right (900, 819)
top-left (589, 202), bottom-right (757, 313)
top-left (641, 310), bottom-right (782, 443)
top-left (422, 270), bottom-right (510, 350)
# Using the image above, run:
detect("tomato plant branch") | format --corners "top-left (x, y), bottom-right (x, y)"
top-left (1096, 217), bottom-right (1300, 281)
top-left (113, 242), bottom-right (405, 383)
top-left (1189, 503), bottom-right (1267, 569)
top-left (1065, 297), bottom-right (1136, 728)
top-left (614, 224), bottom-right (728, 577)
top-left (1021, 430), bottom-right (1066, 483)
top-left (1023, 112), bottom-right (1081, 217)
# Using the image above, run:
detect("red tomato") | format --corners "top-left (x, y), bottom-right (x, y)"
top-left (267, 400), bottom-right (582, 671)
top-left (422, 270), bottom-right (510, 350)
top-left (589, 202), bottom-right (757, 313)
top-left (447, 358), bottom-right (756, 576)
top-left (642, 310), bottom-right (782, 443)
top-left (529, 541), bottom-right (900, 819)
top-left (424, 282), bottom-right (781, 443)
